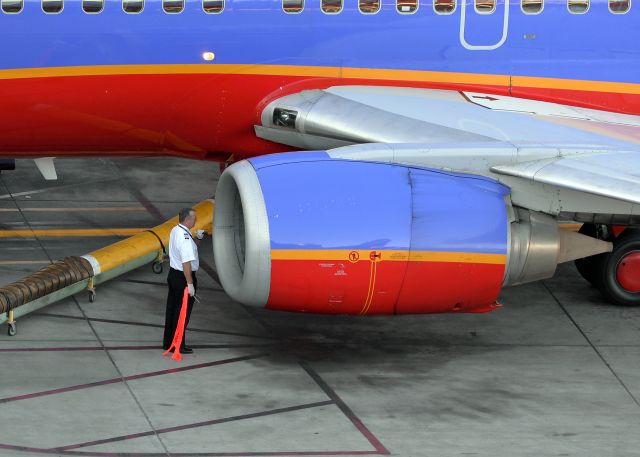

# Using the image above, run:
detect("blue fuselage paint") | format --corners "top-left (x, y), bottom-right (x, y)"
top-left (0, 0), bottom-right (637, 85)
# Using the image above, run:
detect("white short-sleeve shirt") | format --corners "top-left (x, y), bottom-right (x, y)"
top-left (169, 224), bottom-right (199, 272)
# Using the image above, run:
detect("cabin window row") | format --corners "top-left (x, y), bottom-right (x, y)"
top-left (0, 0), bottom-right (224, 14)
top-left (291, 0), bottom-right (631, 15)
top-left (0, 0), bottom-right (631, 15)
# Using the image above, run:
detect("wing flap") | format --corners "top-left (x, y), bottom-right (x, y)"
top-left (491, 151), bottom-right (640, 204)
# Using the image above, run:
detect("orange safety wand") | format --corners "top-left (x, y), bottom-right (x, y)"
top-left (163, 287), bottom-right (189, 361)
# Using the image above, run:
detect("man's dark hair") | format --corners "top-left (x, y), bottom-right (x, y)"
top-left (179, 207), bottom-right (195, 223)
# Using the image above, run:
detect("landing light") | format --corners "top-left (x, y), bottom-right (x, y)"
top-left (202, 52), bottom-right (215, 61)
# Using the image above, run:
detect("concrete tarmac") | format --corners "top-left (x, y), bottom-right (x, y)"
top-left (1, 157), bottom-right (640, 457)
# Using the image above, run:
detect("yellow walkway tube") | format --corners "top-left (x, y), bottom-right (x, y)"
top-left (1, 200), bottom-right (214, 333)
top-left (83, 200), bottom-right (214, 275)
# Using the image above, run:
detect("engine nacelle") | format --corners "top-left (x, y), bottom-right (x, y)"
top-left (213, 152), bottom-right (609, 314)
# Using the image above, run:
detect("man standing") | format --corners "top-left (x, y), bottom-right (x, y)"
top-left (163, 207), bottom-right (205, 354)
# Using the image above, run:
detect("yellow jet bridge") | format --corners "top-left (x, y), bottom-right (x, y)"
top-left (0, 200), bottom-right (214, 336)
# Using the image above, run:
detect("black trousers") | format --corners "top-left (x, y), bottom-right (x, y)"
top-left (163, 267), bottom-right (197, 349)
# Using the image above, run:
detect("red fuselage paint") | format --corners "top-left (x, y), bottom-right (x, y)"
top-left (0, 73), bottom-right (638, 161)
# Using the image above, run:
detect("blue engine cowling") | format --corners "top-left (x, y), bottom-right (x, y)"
top-left (213, 152), bottom-right (558, 314)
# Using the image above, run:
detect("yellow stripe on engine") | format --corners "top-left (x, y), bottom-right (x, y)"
top-left (271, 249), bottom-right (400, 261)
top-left (270, 249), bottom-right (506, 265)
top-left (408, 251), bottom-right (506, 265)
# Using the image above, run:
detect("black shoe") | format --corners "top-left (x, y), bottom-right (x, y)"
top-left (179, 347), bottom-right (193, 354)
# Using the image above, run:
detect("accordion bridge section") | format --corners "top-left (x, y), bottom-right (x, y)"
top-left (0, 200), bottom-right (214, 336)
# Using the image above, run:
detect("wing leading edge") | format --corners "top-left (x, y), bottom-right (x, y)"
top-left (255, 86), bottom-right (640, 223)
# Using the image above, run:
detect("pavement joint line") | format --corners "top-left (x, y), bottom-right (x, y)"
top-left (2, 340), bottom-right (617, 348)
top-left (118, 278), bottom-right (223, 292)
top-left (199, 260), bottom-right (222, 288)
top-left (0, 339), bottom-right (102, 343)
top-left (200, 261), bottom-right (276, 341)
top-left (54, 400), bottom-right (336, 451)
top-left (300, 362), bottom-right (390, 455)
top-left (0, 353), bottom-right (269, 405)
top-left (0, 206), bottom-right (147, 212)
top-left (72, 293), bottom-right (172, 457)
top-left (112, 160), bottom-right (166, 222)
top-left (0, 443), bottom-right (385, 456)
top-left (0, 260), bottom-right (52, 265)
top-left (0, 178), bottom-right (121, 200)
top-left (5, 192), bottom-right (55, 264)
top-left (0, 228), bottom-right (147, 237)
top-left (0, 344), bottom-right (276, 352)
top-left (0, 199), bottom-right (207, 203)
top-left (542, 280), bottom-right (640, 409)
top-left (33, 312), bottom-right (278, 340)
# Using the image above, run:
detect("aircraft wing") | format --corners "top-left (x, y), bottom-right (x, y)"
top-left (254, 85), bottom-right (640, 223)
top-left (255, 85), bottom-right (640, 150)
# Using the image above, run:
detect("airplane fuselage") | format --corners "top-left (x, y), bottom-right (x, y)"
top-left (0, 0), bottom-right (638, 160)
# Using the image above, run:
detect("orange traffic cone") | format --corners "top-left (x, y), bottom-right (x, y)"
top-left (163, 287), bottom-right (189, 361)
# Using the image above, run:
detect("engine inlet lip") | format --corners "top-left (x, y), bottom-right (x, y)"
top-left (214, 160), bottom-right (271, 307)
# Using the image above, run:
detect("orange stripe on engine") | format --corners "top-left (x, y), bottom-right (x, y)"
top-left (270, 249), bottom-right (506, 265)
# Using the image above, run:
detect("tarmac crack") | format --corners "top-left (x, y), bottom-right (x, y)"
top-left (3, 181), bottom-right (56, 264)
top-left (300, 362), bottom-right (390, 455)
top-left (110, 159), bottom-right (165, 222)
top-left (53, 400), bottom-right (335, 452)
top-left (33, 312), bottom-right (278, 340)
top-left (0, 352), bottom-right (268, 404)
top-left (542, 280), bottom-right (640, 409)
top-left (72, 294), bottom-right (172, 457)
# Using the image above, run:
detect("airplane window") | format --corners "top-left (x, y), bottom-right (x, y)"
top-left (123, 0), bottom-right (143, 12)
top-left (283, 0), bottom-right (303, 13)
top-left (397, 0), bottom-right (418, 13)
top-left (567, 0), bottom-right (588, 13)
top-left (203, 0), bottom-right (224, 12)
top-left (83, 0), bottom-right (103, 12)
top-left (2, 0), bottom-right (23, 13)
top-left (42, 0), bottom-right (62, 13)
top-left (359, 0), bottom-right (380, 13)
top-left (163, 0), bottom-right (184, 12)
top-left (321, 0), bottom-right (342, 13)
top-left (521, 0), bottom-right (543, 13)
top-left (434, 0), bottom-right (455, 14)
top-left (475, 0), bottom-right (495, 12)
top-left (609, 0), bottom-right (630, 12)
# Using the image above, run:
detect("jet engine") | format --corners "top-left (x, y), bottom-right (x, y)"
top-left (213, 152), bottom-right (611, 314)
